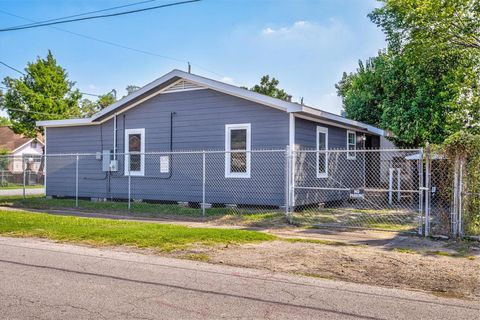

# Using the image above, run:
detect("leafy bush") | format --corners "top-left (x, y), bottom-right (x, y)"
top-left (442, 132), bottom-right (480, 235)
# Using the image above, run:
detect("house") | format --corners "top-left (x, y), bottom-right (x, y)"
top-left (0, 126), bottom-right (44, 173)
top-left (37, 70), bottom-right (386, 207)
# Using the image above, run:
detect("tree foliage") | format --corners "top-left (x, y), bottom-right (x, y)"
top-left (1, 51), bottom-right (82, 137)
top-left (0, 116), bottom-right (11, 126)
top-left (248, 75), bottom-right (290, 100)
top-left (337, 0), bottom-right (480, 147)
top-left (79, 92), bottom-right (116, 117)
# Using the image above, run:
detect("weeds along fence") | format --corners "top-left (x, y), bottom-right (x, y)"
top-left (0, 148), bottom-right (477, 238)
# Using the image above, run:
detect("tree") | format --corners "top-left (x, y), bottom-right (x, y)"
top-left (248, 75), bottom-right (290, 100)
top-left (336, 53), bottom-right (388, 127)
top-left (79, 92), bottom-right (116, 117)
top-left (1, 51), bottom-right (82, 137)
top-left (0, 116), bottom-right (11, 126)
top-left (337, 0), bottom-right (480, 147)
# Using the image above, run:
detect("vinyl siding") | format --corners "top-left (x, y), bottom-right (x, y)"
top-left (293, 117), bottom-right (368, 205)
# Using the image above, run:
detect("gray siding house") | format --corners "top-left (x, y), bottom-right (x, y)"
top-left (38, 70), bottom-right (385, 207)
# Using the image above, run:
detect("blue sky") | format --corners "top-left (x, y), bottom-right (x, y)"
top-left (0, 0), bottom-right (385, 117)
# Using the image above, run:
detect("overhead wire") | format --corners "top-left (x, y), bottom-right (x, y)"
top-left (8, 0), bottom-right (160, 29)
top-left (0, 0), bottom-right (201, 32)
top-left (0, 9), bottom-right (225, 78)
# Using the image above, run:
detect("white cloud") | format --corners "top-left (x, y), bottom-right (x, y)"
top-left (261, 27), bottom-right (275, 35)
top-left (88, 84), bottom-right (97, 90)
top-left (259, 19), bottom-right (349, 49)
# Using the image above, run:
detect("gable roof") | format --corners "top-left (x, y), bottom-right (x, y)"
top-left (0, 126), bottom-right (44, 153)
top-left (37, 69), bottom-right (386, 136)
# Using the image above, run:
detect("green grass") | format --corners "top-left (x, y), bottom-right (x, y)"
top-left (0, 195), bottom-right (288, 227)
top-left (0, 209), bottom-right (275, 252)
top-left (0, 195), bottom-right (242, 216)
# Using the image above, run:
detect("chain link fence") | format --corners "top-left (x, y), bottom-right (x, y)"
top-left (46, 150), bottom-right (287, 219)
top-left (1, 148), bottom-right (478, 238)
top-left (290, 149), bottom-right (424, 233)
top-left (0, 154), bottom-right (44, 196)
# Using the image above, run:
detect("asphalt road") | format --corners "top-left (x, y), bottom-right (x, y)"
top-left (0, 237), bottom-right (478, 320)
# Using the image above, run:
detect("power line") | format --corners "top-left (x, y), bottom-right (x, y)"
top-left (9, 0), bottom-right (159, 29)
top-left (0, 9), bottom-right (226, 78)
top-left (0, 61), bottom-right (24, 75)
top-left (2, 107), bottom-right (66, 117)
top-left (0, 0), bottom-right (201, 32)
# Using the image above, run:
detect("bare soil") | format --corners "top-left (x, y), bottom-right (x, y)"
top-left (172, 240), bottom-right (480, 300)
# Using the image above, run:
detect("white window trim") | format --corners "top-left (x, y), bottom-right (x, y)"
top-left (347, 130), bottom-right (357, 160)
top-left (225, 123), bottom-right (251, 178)
top-left (316, 126), bottom-right (328, 179)
top-left (124, 128), bottom-right (145, 176)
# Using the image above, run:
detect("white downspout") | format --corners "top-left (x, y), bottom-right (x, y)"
top-left (113, 114), bottom-right (117, 160)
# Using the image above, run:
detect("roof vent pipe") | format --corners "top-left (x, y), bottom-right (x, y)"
top-left (286, 95), bottom-right (292, 102)
top-left (187, 62), bottom-right (191, 74)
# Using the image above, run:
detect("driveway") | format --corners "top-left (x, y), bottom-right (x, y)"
top-left (0, 237), bottom-right (478, 320)
top-left (0, 187), bottom-right (44, 196)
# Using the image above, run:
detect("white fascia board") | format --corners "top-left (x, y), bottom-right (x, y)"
top-left (36, 118), bottom-right (94, 127)
top-left (298, 106), bottom-right (386, 136)
top-left (10, 139), bottom-right (34, 153)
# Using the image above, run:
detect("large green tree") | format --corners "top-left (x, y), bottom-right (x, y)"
top-left (337, 0), bottom-right (480, 147)
top-left (1, 51), bottom-right (82, 137)
top-left (248, 75), bottom-right (290, 101)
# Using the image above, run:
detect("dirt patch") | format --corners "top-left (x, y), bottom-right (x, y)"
top-left (172, 240), bottom-right (480, 300)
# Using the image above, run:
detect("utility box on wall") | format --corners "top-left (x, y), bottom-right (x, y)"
top-left (102, 150), bottom-right (111, 172)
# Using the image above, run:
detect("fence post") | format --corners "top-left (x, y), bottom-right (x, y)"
top-left (284, 146), bottom-right (291, 222)
top-left (424, 143), bottom-right (431, 236)
top-left (418, 148), bottom-right (424, 236)
top-left (22, 155), bottom-right (26, 199)
top-left (458, 157), bottom-right (464, 238)
top-left (202, 150), bottom-right (206, 218)
top-left (451, 156), bottom-right (460, 238)
top-left (128, 155), bottom-right (131, 210)
top-left (75, 154), bottom-right (79, 207)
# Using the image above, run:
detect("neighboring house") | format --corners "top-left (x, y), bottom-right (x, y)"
top-left (37, 69), bottom-right (386, 206)
top-left (0, 126), bottom-right (44, 173)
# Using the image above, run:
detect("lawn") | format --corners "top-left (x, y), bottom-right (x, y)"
top-left (0, 209), bottom-right (275, 252)
top-left (0, 195), bottom-right (287, 227)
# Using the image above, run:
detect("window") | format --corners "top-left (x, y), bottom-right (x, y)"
top-left (347, 130), bottom-right (356, 160)
top-left (124, 128), bottom-right (145, 176)
top-left (316, 126), bottom-right (328, 178)
top-left (225, 124), bottom-right (251, 178)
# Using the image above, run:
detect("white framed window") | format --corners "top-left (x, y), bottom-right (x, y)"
top-left (124, 128), bottom-right (145, 176)
top-left (225, 123), bottom-right (251, 178)
top-left (316, 126), bottom-right (328, 178)
top-left (347, 130), bottom-right (357, 160)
